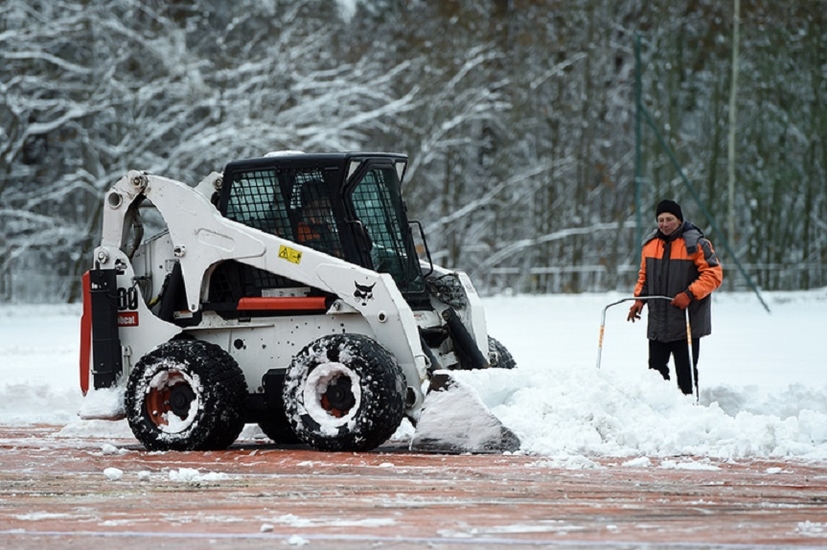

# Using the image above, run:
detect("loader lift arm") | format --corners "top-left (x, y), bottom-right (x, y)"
top-left (96, 170), bottom-right (429, 399)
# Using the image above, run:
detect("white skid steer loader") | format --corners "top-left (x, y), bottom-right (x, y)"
top-left (79, 152), bottom-right (519, 454)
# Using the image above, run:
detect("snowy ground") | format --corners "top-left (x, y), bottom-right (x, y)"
top-left (1, 289), bottom-right (825, 462)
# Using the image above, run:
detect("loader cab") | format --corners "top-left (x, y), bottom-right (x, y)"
top-left (217, 152), bottom-right (429, 307)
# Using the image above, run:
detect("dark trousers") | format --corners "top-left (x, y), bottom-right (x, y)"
top-left (648, 338), bottom-right (700, 396)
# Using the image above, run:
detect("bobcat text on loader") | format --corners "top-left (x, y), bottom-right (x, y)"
top-left (79, 152), bottom-right (519, 454)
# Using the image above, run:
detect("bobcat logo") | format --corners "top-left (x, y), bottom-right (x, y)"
top-left (353, 282), bottom-right (376, 306)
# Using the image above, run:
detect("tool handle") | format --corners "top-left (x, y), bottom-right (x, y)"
top-left (595, 295), bottom-right (672, 370)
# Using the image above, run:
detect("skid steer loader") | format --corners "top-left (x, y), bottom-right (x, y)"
top-left (79, 151), bottom-right (519, 454)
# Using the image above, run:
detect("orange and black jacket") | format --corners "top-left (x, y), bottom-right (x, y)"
top-left (633, 221), bottom-right (723, 342)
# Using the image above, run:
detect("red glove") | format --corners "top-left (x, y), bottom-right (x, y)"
top-left (627, 300), bottom-right (644, 322)
top-left (671, 290), bottom-right (693, 310)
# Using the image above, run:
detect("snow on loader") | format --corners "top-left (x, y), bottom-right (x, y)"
top-left (79, 151), bottom-right (519, 454)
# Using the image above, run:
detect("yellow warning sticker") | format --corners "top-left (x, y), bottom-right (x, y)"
top-left (278, 245), bottom-right (302, 264)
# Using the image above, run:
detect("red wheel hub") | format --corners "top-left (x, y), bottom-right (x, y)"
top-left (145, 370), bottom-right (195, 427)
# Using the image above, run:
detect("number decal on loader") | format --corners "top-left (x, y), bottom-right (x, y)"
top-left (118, 287), bottom-right (139, 310)
top-left (278, 245), bottom-right (302, 264)
top-left (117, 286), bottom-right (140, 327)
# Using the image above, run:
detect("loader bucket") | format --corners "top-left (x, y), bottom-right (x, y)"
top-left (409, 372), bottom-right (520, 454)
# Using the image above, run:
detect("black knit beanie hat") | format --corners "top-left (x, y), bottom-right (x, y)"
top-left (656, 199), bottom-right (683, 221)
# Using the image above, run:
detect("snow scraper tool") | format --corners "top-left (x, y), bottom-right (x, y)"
top-left (596, 295), bottom-right (697, 402)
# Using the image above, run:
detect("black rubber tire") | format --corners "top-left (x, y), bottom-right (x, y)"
top-left (125, 339), bottom-right (247, 451)
top-left (283, 334), bottom-right (406, 452)
top-left (488, 336), bottom-right (517, 369)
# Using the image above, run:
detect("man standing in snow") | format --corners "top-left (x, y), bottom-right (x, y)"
top-left (627, 199), bottom-right (723, 396)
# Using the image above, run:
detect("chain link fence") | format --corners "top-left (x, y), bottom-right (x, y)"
top-left (2, 263), bottom-right (823, 304)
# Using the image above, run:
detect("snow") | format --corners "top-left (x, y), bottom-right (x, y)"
top-left (168, 468), bottom-right (230, 483)
top-left (103, 466), bottom-right (124, 480)
top-left (1, 290), bottom-right (825, 460)
top-left (410, 372), bottom-right (521, 453)
top-left (78, 386), bottom-right (125, 419)
top-left (300, 361), bottom-right (362, 435)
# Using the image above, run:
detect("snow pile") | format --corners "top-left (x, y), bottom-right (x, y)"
top-left (409, 371), bottom-right (520, 453)
top-left (79, 387), bottom-right (125, 420)
top-left (448, 364), bottom-right (827, 459)
top-left (1, 290), bottom-right (826, 460)
top-left (168, 467), bottom-right (230, 483)
top-left (103, 467), bottom-right (124, 481)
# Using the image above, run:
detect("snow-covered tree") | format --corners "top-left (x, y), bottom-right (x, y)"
top-left (1, 0), bottom-right (825, 301)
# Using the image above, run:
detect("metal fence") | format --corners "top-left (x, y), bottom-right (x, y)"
top-left (0, 272), bottom-right (78, 304)
top-left (1, 263), bottom-right (824, 304)
top-left (482, 263), bottom-right (825, 296)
